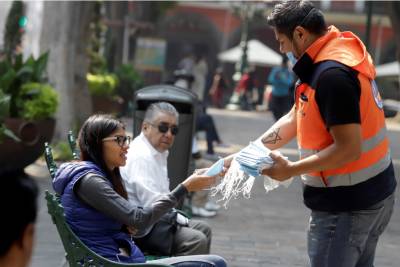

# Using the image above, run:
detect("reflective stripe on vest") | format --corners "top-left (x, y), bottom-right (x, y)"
top-left (300, 151), bottom-right (391, 187)
top-left (299, 126), bottom-right (388, 158)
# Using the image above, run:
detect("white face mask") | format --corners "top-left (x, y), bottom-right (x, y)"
top-left (286, 52), bottom-right (297, 66)
top-left (286, 30), bottom-right (298, 66)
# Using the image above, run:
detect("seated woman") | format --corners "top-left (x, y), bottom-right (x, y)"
top-left (52, 114), bottom-right (226, 267)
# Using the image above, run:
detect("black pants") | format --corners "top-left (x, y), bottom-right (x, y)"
top-left (196, 114), bottom-right (221, 154)
top-left (269, 95), bottom-right (291, 121)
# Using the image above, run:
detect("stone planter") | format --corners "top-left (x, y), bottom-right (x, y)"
top-left (0, 118), bottom-right (55, 176)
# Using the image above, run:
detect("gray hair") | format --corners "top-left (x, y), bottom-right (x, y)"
top-left (144, 102), bottom-right (179, 123)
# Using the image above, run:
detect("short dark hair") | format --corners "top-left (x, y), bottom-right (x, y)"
top-left (267, 0), bottom-right (326, 39)
top-left (0, 176), bottom-right (38, 257)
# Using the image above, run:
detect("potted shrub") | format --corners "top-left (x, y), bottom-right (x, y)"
top-left (0, 53), bottom-right (59, 176)
top-left (86, 72), bottom-right (122, 114)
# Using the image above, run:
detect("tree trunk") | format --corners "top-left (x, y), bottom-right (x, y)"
top-left (40, 2), bottom-right (95, 141)
top-left (104, 2), bottom-right (127, 71)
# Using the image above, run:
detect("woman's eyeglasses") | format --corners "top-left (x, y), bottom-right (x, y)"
top-left (149, 122), bottom-right (179, 135)
top-left (102, 135), bottom-right (131, 147)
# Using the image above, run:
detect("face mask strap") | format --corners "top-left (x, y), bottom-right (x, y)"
top-left (290, 7), bottom-right (317, 41)
top-left (298, 8), bottom-right (317, 28)
top-left (288, 8), bottom-right (317, 61)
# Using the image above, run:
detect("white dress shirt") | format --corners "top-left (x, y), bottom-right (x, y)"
top-left (120, 133), bottom-right (170, 208)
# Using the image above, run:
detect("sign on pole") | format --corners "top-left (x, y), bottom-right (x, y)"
top-left (134, 37), bottom-right (166, 71)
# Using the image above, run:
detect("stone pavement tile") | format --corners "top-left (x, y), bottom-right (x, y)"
top-left (202, 178), bottom-right (309, 266)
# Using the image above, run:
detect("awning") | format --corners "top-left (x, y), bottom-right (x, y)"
top-left (218, 39), bottom-right (282, 67)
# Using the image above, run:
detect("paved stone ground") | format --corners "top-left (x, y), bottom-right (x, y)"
top-left (27, 108), bottom-right (400, 267)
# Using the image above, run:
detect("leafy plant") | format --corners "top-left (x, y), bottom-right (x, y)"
top-left (0, 52), bottom-right (58, 143)
top-left (86, 73), bottom-right (119, 96)
top-left (1, 2), bottom-right (58, 148)
top-left (15, 82), bottom-right (59, 120)
top-left (0, 52), bottom-right (50, 117)
top-left (0, 89), bottom-right (19, 142)
top-left (0, 89), bottom-right (10, 119)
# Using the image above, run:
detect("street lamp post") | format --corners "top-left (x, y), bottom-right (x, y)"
top-left (232, 3), bottom-right (250, 82)
top-left (227, 2), bottom-right (254, 110)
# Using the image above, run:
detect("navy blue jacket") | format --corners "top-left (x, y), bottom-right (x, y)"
top-left (53, 161), bottom-right (145, 263)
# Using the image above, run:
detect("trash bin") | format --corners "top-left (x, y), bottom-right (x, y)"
top-left (132, 84), bottom-right (198, 190)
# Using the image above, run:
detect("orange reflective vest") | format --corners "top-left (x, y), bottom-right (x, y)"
top-left (295, 26), bottom-right (391, 188)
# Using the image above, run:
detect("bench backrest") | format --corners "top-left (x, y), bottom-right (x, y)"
top-left (68, 130), bottom-right (80, 160)
top-left (44, 142), bottom-right (57, 179)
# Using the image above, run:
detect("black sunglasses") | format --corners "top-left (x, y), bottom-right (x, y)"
top-left (149, 122), bottom-right (179, 135)
top-left (102, 135), bottom-right (131, 147)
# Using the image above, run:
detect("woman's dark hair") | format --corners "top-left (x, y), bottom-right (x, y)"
top-left (267, 0), bottom-right (326, 39)
top-left (78, 114), bottom-right (127, 199)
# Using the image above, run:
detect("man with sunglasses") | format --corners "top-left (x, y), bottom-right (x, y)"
top-left (120, 102), bottom-right (212, 256)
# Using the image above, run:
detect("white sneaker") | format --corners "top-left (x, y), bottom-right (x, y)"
top-left (191, 206), bottom-right (217, 218)
top-left (204, 201), bottom-right (221, 211)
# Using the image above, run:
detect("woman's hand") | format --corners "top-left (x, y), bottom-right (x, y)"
top-left (222, 153), bottom-right (236, 173)
top-left (181, 173), bottom-right (218, 192)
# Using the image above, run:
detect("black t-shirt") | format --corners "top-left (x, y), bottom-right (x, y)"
top-left (302, 66), bottom-right (396, 211)
top-left (315, 67), bottom-right (361, 128)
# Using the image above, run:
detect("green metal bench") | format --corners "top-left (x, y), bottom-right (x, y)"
top-left (44, 142), bottom-right (171, 266)
top-left (67, 130), bottom-right (80, 160)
